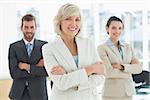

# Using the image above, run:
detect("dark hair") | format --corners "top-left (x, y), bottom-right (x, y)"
top-left (21, 14), bottom-right (36, 28)
top-left (106, 16), bottom-right (124, 34)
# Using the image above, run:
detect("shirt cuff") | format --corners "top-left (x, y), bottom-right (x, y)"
top-left (27, 64), bottom-right (30, 73)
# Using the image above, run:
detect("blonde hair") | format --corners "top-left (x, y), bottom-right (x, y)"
top-left (54, 3), bottom-right (83, 35)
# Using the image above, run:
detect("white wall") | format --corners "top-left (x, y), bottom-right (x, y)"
top-left (0, 0), bottom-right (95, 79)
top-left (0, 0), bottom-right (149, 79)
top-left (0, 2), bottom-right (18, 79)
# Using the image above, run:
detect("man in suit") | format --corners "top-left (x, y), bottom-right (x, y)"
top-left (8, 14), bottom-right (48, 100)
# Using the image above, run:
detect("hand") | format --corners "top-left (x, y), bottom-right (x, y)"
top-left (130, 59), bottom-right (139, 64)
top-left (92, 62), bottom-right (106, 75)
top-left (51, 65), bottom-right (66, 75)
top-left (112, 63), bottom-right (122, 70)
top-left (85, 61), bottom-right (106, 76)
top-left (36, 59), bottom-right (44, 67)
top-left (19, 62), bottom-right (29, 70)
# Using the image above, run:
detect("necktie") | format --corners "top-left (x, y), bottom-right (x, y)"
top-left (26, 43), bottom-right (33, 57)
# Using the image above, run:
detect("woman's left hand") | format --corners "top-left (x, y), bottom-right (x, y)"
top-left (112, 63), bottom-right (122, 70)
top-left (130, 58), bottom-right (139, 64)
top-left (51, 66), bottom-right (66, 75)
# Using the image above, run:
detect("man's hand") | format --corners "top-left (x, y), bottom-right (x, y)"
top-left (36, 59), bottom-right (44, 67)
top-left (19, 62), bottom-right (29, 71)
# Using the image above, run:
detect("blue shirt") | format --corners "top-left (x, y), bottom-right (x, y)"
top-left (73, 55), bottom-right (78, 67)
top-left (105, 38), bottom-right (125, 60)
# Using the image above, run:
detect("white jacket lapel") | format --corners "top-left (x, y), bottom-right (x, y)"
top-left (75, 37), bottom-right (84, 69)
top-left (76, 37), bottom-right (93, 69)
top-left (53, 36), bottom-right (77, 71)
top-left (122, 44), bottom-right (128, 63)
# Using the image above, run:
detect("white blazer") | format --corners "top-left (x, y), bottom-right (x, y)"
top-left (42, 36), bottom-right (104, 100)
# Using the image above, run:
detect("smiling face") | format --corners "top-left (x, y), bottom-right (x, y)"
top-left (60, 14), bottom-right (81, 38)
top-left (54, 3), bottom-right (83, 37)
top-left (21, 20), bottom-right (36, 42)
top-left (106, 21), bottom-right (123, 41)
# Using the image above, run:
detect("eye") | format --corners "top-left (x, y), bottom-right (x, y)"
top-left (119, 27), bottom-right (122, 30)
top-left (76, 18), bottom-right (81, 21)
top-left (65, 17), bottom-right (71, 20)
top-left (30, 26), bottom-right (34, 29)
top-left (111, 27), bottom-right (116, 30)
top-left (24, 26), bottom-right (28, 29)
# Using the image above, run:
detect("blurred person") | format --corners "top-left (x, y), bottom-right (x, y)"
top-left (42, 3), bottom-right (105, 100)
top-left (8, 14), bottom-right (48, 100)
top-left (97, 16), bottom-right (142, 100)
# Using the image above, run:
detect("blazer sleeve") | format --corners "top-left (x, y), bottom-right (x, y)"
top-left (29, 65), bottom-right (48, 76)
top-left (78, 40), bottom-right (104, 91)
top-left (97, 45), bottom-right (130, 79)
top-left (28, 41), bottom-right (48, 76)
top-left (42, 44), bottom-right (89, 91)
top-left (8, 44), bottom-right (29, 79)
top-left (122, 45), bottom-right (142, 74)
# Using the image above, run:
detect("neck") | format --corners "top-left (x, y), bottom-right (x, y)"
top-left (61, 35), bottom-right (75, 46)
top-left (24, 37), bottom-right (34, 42)
top-left (25, 38), bottom-right (32, 42)
top-left (110, 38), bottom-right (119, 47)
top-left (60, 35), bottom-right (77, 56)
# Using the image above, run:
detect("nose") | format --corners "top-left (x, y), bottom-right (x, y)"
top-left (27, 28), bottom-right (32, 33)
top-left (114, 28), bottom-right (121, 34)
top-left (70, 20), bottom-right (77, 26)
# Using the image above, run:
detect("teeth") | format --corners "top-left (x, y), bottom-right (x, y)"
top-left (68, 27), bottom-right (76, 31)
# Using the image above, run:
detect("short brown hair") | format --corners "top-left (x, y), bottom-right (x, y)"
top-left (21, 14), bottom-right (36, 28)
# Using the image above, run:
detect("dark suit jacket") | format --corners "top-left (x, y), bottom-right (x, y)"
top-left (8, 39), bottom-right (48, 100)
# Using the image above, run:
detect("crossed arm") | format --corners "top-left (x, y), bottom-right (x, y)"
top-left (51, 61), bottom-right (106, 76)
top-left (112, 58), bottom-right (139, 70)
top-left (19, 59), bottom-right (44, 72)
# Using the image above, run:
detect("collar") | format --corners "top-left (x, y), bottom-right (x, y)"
top-left (23, 38), bottom-right (34, 45)
top-left (105, 38), bottom-right (125, 47)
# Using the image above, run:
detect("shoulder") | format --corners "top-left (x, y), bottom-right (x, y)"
top-left (97, 44), bottom-right (106, 50)
top-left (42, 41), bottom-right (58, 55)
top-left (97, 44), bottom-right (109, 56)
top-left (9, 40), bottom-right (22, 48)
top-left (42, 38), bottom-right (58, 51)
top-left (35, 39), bottom-right (48, 45)
top-left (42, 43), bottom-right (50, 51)
top-left (123, 42), bottom-right (132, 49)
top-left (98, 44), bottom-right (106, 48)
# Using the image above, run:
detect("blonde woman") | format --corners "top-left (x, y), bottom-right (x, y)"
top-left (42, 3), bottom-right (105, 100)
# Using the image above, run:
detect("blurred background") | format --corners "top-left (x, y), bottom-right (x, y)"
top-left (0, 0), bottom-right (149, 100)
